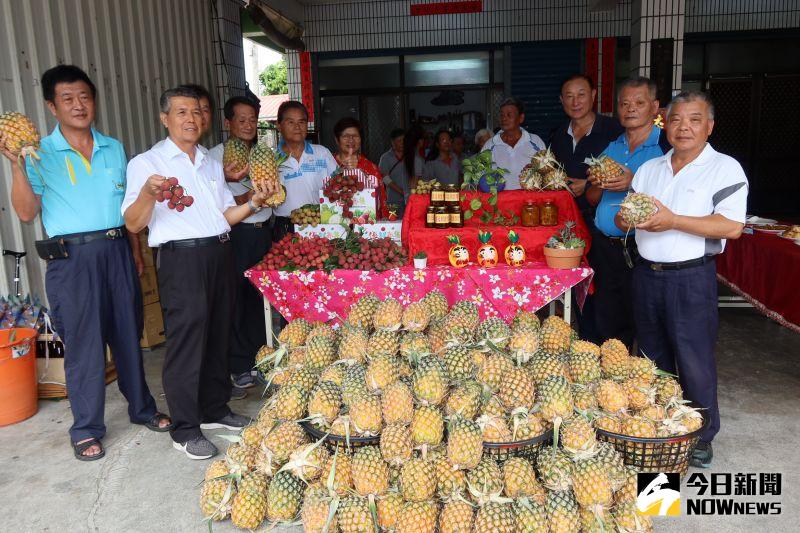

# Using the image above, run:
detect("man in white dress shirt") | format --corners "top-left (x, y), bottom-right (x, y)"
top-left (122, 86), bottom-right (274, 460)
top-left (481, 97), bottom-right (545, 190)
top-left (616, 90), bottom-right (748, 468)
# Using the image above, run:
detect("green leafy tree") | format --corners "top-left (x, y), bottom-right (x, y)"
top-left (259, 59), bottom-right (287, 95)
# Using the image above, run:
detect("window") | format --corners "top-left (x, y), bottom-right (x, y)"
top-left (404, 51), bottom-right (490, 87)
top-left (318, 56), bottom-right (400, 90)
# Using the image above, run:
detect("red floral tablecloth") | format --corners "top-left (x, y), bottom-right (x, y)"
top-left (246, 263), bottom-right (593, 322)
top-left (716, 229), bottom-right (800, 333)
top-left (402, 190), bottom-right (592, 267)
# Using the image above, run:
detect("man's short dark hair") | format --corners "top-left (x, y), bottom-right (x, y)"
top-left (389, 128), bottom-right (405, 141)
top-left (561, 74), bottom-right (595, 92)
top-left (223, 96), bottom-right (260, 120)
top-left (617, 76), bottom-right (658, 101)
top-left (499, 97), bottom-right (524, 116)
top-left (41, 65), bottom-right (97, 102)
top-left (178, 83), bottom-right (214, 111)
top-left (333, 117), bottom-right (363, 140)
top-left (277, 100), bottom-right (308, 123)
top-left (159, 86), bottom-right (200, 114)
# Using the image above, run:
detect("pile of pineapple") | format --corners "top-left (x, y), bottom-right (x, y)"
top-left (199, 293), bottom-right (703, 531)
top-left (519, 148), bottom-right (570, 191)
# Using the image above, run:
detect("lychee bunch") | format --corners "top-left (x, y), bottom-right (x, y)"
top-left (156, 177), bottom-right (195, 212)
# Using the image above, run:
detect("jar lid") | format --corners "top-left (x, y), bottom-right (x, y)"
top-left (525, 199), bottom-right (534, 206)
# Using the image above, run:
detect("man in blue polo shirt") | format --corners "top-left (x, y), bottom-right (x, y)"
top-left (586, 77), bottom-right (670, 347)
top-left (2, 65), bottom-right (170, 462)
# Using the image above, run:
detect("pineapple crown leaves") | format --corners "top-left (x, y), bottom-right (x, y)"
top-left (477, 230), bottom-right (493, 244)
top-left (447, 234), bottom-right (462, 246)
top-left (507, 230), bottom-right (520, 244)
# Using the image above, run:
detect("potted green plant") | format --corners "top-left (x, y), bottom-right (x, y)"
top-left (543, 221), bottom-right (586, 269)
top-left (413, 251), bottom-right (428, 269)
top-left (461, 151), bottom-right (518, 225)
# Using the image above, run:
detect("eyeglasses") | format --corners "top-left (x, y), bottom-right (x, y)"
top-left (339, 134), bottom-right (360, 140)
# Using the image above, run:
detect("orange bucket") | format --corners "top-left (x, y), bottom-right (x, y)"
top-left (0, 328), bottom-right (38, 426)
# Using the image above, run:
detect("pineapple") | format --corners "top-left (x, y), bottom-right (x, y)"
top-left (301, 483), bottom-right (338, 533)
top-left (426, 318), bottom-right (450, 354)
top-left (439, 500), bottom-right (474, 533)
top-left (380, 423), bottom-right (413, 467)
top-left (370, 329), bottom-right (399, 357)
top-left (442, 345), bottom-right (476, 383)
top-left (204, 460), bottom-right (230, 481)
top-left (628, 355), bottom-right (659, 386)
top-left (284, 442), bottom-right (329, 482)
top-left (526, 352), bottom-right (570, 385)
top-left (595, 379), bottom-right (629, 413)
top-left (572, 383), bottom-right (599, 412)
top-left (382, 380), bottom-right (414, 425)
top-left (600, 339), bottom-right (632, 378)
top-left (444, 380), bottom-right (484, 420)
top-left (412, 356), bottom-right (449, 406)
top-left (263, 421), bottom-right (308, 464)
top-left (622, 379), bottom-right (655, 410)
top-left (351, 446), bottom-right (390, 497)
top-left (477, 317), bottom-right (512, 350)
top-left (536, 448), bottom-right (573, 491)
top-left (270, 384), bottom-right (308, 421)
top-left (568, 350), bottom-right (602, 384)
top-left (249, 141), bottom-right (286, 207)
top-left (225, 443), bottom-right (255, 475)
top-left (400, 331), bottom-right (432, 359)
top-left (349, 391), bottom-right (382, 436)
top-left (513, 498), bottom-right (549, 532)
top-left (240, 426), bottom-right (263, 451)
top-left (466, 457), bottom-right (504, 505)
top-left (305, 336), bottom-right (337, 370)
top-left (498, 365), bottom-right (536, 411)
top-left (536, 375), bottom-right (574, 426)
top-left (586, 154), bottom-right (625, 187)
top-left (620, 414), bottom-right (657, 438)
top-left (446, 301), bottom-right (480, 331)
top-left (435, 455), bottom-right (467, 499)
top-left (400, 458), bottom-right (437, 502)
top-left (199, 477), bottom-right (234, 521)
top-left (474, 502), bottom-right (515, 532)
top-left (476, 352), bottom-right (514, 392)
top-left (508, 322), bottom-right (540, 363)
top-left (307, 380), bottom-right (342, 426)
top-left (572, 456), bottom-right (613, 510)
top-left (374, 297), bottom-right (404, 330)
top-left (397, 500), bottom-right (439, 533)
top-left (283, 366), bottom-right (319, 393)
top-left (511, 309), bottom-right (540, 331)
top-left (596, 441), bottom-right (627, 491)
top-left (230, 484), bottom-right (268, 530)
top-left (376, 491), bottom-right (404, 531)
top-left (276, 318), bottom-right (313, 347)
top-left (338, 325), bottom-right (370, 362)
top-left (365, 353), bottom-right (399, 392)
top-left (341, 363), bottom-right (369, 405)
top-left (511, 409), bottom-right (546, 441)
top-left (338, 495), bottom-right (376, 533)
top-left (266, 471), bottom-right (304, 523)
top-left (619, 192), bottom-right (658, 227)
top-left (320, 362), bottom-right (347, 386)
top-left (546, 490), bottom-right (580, 533)
top-left (402, 301), bottom-right (431, 332)
top-left (421, 290), bottom-right (449, 319)
top-left (320, 451), bottom-right (354, 497)
top-left (560, 416), bottom-right (597, 457)
top-left (613, 500), bottom-right (654, 532)
top-left (0, 112), bottom-right (40, 159)
top-left (540, 325), bottom-right (572, 355)
top-left (347, 295), bottom-right (380, 328)
top-left (594, 413), bottom-right (622, 434)
top-left (502, 457), bottom-right (544, 500)
top-left (222, 136), bottom-right (250, 174)
top-left (446, 416), bottom-right (483, 470)
top-left (655, 375), bottom-right (683, 404)
top-left (411, 406), bottom-right (444, 450)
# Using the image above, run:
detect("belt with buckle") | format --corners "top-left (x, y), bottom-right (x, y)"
top-left (160, 232), bottom-right (231, 249)
top-left (242, 221), bottom-right (265, 228)
top-left (639, 255), bottom-right (714, 271)
top-left (59, 226), bottom-right (127, 245)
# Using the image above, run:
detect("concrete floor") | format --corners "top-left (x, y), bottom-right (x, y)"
top-left (1, 305), bottom-right (798, 533)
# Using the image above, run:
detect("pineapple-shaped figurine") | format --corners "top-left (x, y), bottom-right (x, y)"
top-left (447, 235), bottom-right (470, 268)
top-left (476, 230), bottom-right (498, 267)
top-left (504, 230), bottom-right (526, 266)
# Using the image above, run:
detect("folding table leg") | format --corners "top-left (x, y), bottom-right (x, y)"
top-left (264, 296), bottom-right (273, 348)
top-left (563, 287), bottom-right (572, 324)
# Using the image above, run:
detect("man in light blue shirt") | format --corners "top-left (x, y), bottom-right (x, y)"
top-left (3, 65), bottom-right (170, 461)
top-left (585, 77), bottom-right (670, 347)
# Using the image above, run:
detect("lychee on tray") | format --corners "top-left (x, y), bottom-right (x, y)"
top-left (198, 292), bottom-right (703, 531)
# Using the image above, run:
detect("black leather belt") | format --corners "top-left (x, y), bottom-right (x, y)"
top-left (241, 221), bottom-right (266, 228)
top-left (639, 255), bottom-right (714, 271)
top-left (160, 232), bottom-right (231, 249)
top-left (59, 226), bottom-right (126, 245)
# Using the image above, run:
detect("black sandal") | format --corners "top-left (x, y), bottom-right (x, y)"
top-left (137, 412), bottom-right (174, 432)
top-left (72, 438), bottom-right (105, 462)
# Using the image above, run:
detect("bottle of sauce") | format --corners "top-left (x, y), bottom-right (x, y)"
top-left (449, 204), bottom-right (463, 228)
top-left (541, 199), bottom-right (558, 226)
top-left (434, 206), bottom-right (450, 229)
top-left (430, 183), bottom-right (445, 207)
top-left (444, 184), bottom-right (459, 207)
top-left (425, 206), bottom-right (436, 228)
top-left (521, 200), bottom-right (540, 227)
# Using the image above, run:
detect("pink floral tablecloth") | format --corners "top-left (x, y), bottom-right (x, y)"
top-left (246, 263), bottom-right (593, 322)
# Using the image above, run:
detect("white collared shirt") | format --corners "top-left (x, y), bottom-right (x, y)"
top-left (567, 120), bottom-right (594, 151)
top-left (122, 137), bottom-right (236, 247)
top-left (481, 128), bottom-right (545, 190)
top-left (208, 142), bottom-right (271, 223)
top-left (632, 143), bottom-right (748, 263)
top-left (274, 141), bottom-right (338, 217)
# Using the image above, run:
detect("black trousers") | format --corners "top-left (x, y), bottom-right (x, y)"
top-left (272, 216), bottom-right (295, 243)
top-left (229, 222), bottom-right (272, 375)
top-left (158, 241), bottom-right (235, 443)
top-left (590, 233), bottom-right (637, 348)
top-left (632, 260), bottom-right (720, 443)
top-left (46, 237), bottom-right (157, 442)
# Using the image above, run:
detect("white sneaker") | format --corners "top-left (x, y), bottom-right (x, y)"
top-left (172, 436), bottom-right (218, 460)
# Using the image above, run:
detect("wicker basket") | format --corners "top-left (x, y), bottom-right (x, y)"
top-left (596, 411), bottom-right (708, 476)
top-left (300, 421), bottom-right (380, 453)
top-left (482, 429), bottom-right (553, 464)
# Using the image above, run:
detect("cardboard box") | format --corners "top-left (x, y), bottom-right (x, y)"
top-left (137, 230), bottom-right (155, 267)
top-left (354, 222), bottom-right (403, 243)
top-left (140, 301), bottom-right (165, 349)
top-left (36, 340), bottom-right (117, 398)
top-left (319, 189), bottom-right (377, 225)
top-left (295, 224), bottom-right (348, 239)
top-left (139, 266), bottom-right (159, 306)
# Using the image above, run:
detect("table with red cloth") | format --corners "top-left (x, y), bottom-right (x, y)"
top-left (246, 263), bottom-right (593, 326)
top-left (401, 190), bottom-right (592, 266)
top-left (716, 229), bottom-right (800, 333)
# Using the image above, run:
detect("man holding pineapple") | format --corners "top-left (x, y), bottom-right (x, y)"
top-left (123, 86), bottom-right (276, 460)
top-left (616, 91), bottom-right (748, 467)
top-left (2, 65), bottom-right (171, 461)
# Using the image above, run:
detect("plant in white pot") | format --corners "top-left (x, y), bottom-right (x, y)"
top-left (413, 251), bottom-right (428, 268)
top-left (543, 221), bottom-right (586, 269)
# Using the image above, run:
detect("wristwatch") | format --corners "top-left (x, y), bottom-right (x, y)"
top-left (248, 198), bottom-right (262, 213)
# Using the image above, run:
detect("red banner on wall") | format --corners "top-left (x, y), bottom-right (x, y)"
top-left (410, 1), bottom-right (482, 16)
top-left (601, 38), bottom-right (616, 114)
top-left (585, 38), bottom-right (600, 112)
top-left (299, 51), bottom-right (315, 123)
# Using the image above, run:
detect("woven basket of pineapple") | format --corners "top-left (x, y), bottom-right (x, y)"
top-left (300, 420), bottom-right (380, 454)
top-left (482, 429), bottom-right (553, 465)
top-left (595, 402), bottom-right (708, 477)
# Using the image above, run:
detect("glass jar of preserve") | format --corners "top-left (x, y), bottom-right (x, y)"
top-left (448, 204), bottom-right (463, 228)
top-left (425, 206), bottom-right (436, 228)
top-left (430, 183), bottom-right (445, 207)
top-left (521, 200), bottom-right (539, 227)
top-left (434, 206), bottom-right (450, 229)
top-left (444, 184), bottom-right (459, 206)
top-left (541, 199), bottom-right (558, 226)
